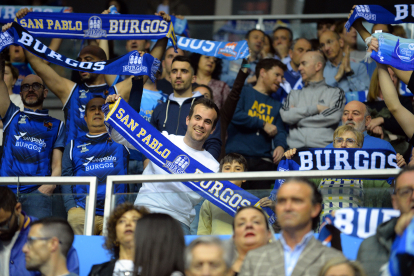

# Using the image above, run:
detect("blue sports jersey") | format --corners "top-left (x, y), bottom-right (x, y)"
top-left (11, 62), bottom-right (35, 95)
top-left (1, 103), bottom-right (65, 193)
top-left (63, 82), bottom-right (117, 145)
top-left (66, 133), bottom-right (129, 215)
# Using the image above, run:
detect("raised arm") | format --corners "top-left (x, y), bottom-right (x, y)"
top-left (348, 5), bottom-right (371, 41)
top-left (0, 53), bottom-right (11, 118)
top-left (377, 62), bottom-right (414, 139)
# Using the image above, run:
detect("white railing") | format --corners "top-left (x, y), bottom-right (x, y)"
top-left (0, 176), bottom-right (98, 236)
top-left (103, 169), bottom-right (401, 235)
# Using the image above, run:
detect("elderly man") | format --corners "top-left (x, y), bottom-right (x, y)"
top-left (280, 51), bottom-right (345, 148)
top-left (325, 100), bottom-right (395, 152)
top-left (185, 236), bottom-right (233, 276)
top-left (319, 30), bottom-right (369, 92)
top-left (23, 218), bottom-right (78, 276)
top-left (239, 178), bottom-right (343, 276)
top-left (357, 167), bottom-right (414, 276)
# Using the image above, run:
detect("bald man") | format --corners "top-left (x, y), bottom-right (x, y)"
top-left (280, 51), bottom-right (345, 148)
top-left (0, 55), bottom-right (65, 219)
top-left (319, 30), bottom-right (369, 92)
top-left (325, 100), bottom-right (395, 152)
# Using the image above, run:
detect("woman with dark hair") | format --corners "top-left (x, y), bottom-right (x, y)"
top-left (262, 34), bottom-right (279, 59)
top-left (88, 203), bottom-right (149, 276)
top-left (133, 213), bottom-right (185, 276)
top-left (190, 53), bottom-right (230, 109)
top-left (231, 206), bottom-right (275, 275)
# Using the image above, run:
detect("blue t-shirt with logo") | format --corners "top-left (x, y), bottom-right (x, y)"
top-left (11, 62), bottom-right (36, 95)
top-left (62, 133), bottom-right (129, 215)
top-left (63, 82), bottom-right (117, 145)
top-left (1, 102), bottom-right (65, 193)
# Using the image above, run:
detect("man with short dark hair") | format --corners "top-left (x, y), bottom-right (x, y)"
top-left (150, 55), bottom-right (221, 160)
top-left (319, 30), bottom-right (369, 92)
top-left (220, 29), bottom-right (265, 88)
top-left (23, 218), bottom-right (77, 276)
top-left (316, 19), bottom-right (335, 38)
top-left (239, 178), bottom-right (343, 276)
top-left (0, 54), bottom-right (65, 219)
top-left (61, 96), bottom-right (130, 235)
top-left (185, 236), bottom-right (233, 276)
top-left (280, 51), bottom-right (345, 148)
top-left (273, 26), bottom-right (293, 63)
top-left (157, 46), bottom-right (185, 95)
top-left (0, 186), bottom-right (79, 276)
top-left (226, 59), bottom-right (288, 189)
top-left (357, 167), bottom-right (414, 276)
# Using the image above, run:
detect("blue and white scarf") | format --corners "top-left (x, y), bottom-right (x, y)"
top-left (346, 5), bottom-right (414, 32)
top-left (0, 5), bottom-right (72, 24)
top-left (388, 217), bottom-right (414, 276)
top-left (0, 23), bottom-right (160, 81)
top-left (168, 35), bottom-right (250, 60)
top-left (318, 208), bottom-right (400, 242)
top-left (103, 97), bottom-right (276, 223)
top-left (13, 11), bottom-right (177, 48)
top-left (270, 148), bottom-right (398, 200)
top-left (371, 32), bottom-right (414, 71)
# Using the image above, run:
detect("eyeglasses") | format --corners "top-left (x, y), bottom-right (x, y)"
top-left (25, 236), bottom-right (61, 248)
top-left (333, 137), bottom-right (358, 146)
top-left (396, 187), bottom-right (414, 198)
top-left (20, 82), bottom-right (44, 92)
top-left (0, 212), bottom-right (14, 230)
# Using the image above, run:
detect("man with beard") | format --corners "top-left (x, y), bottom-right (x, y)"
top-left (226, 58), bottom-right (288, 189)
top-left (0, 186), bottom-right (79, 276)
top-left (6, 8), bottom-right (170, 146)
top-left (280, 51), bottom-right (345, 148)
top-left (61, 96), bottom-right (130, 235)
top-left (325, 100), bottom-right (395, 152)
top-left (220, 29), bottom-right (265, 89)
top-left (0, 54), bottom-right (65, 219)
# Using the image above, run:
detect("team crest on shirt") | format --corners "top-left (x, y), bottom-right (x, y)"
top-left (164, 155), bottom-right (190, 174)
top-left (77, 143), bottom-right (91, 153)
top-left (43, 121), bottom-right (53, 130)
top-left (84, 16), bottom-right (107, 38)
top-left (18, 114), bottom-right (28, 124)
top-left (79, 90), bottom-right (88, 99)
top-left (123, 52), bottom-right (148, 74)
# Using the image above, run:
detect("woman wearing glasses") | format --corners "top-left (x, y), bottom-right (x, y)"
top-left (284, 125), bottom-right (406, 226)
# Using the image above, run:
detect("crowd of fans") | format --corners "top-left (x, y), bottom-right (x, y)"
top-left (0, 1), bottom-right (414, 276)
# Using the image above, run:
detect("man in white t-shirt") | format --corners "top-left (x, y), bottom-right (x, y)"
top-left (135, 97), bottom-right (220, 234)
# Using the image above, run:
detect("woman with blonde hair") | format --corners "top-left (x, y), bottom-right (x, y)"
top-left (319, 257), bottom-right (367, 276)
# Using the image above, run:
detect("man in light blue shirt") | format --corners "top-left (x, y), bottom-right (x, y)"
top-left (319, 31), bottom-right (369, 93)
top-left (239, 178), bottom-right (343, 276)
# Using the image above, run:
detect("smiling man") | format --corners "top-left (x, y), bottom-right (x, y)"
top-left (280, 51), bottom-right (345, 148)
top-left (239, 178), bottom-right (343, 276)
top-left (0, 53), bottom-right (65, 220)
top-left (226, 58), bottom-right (288, 190)
top-left (61, 96), bottom-right (129, 235)
top-left (134, 97), bottom-right (220, 235)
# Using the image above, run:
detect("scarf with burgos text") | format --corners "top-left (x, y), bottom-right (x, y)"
top-left (270, 148), bottom-right (398, 201)
top-left (318, 208), bottom-right (400, 243)
top-left (346, 4), bottom-right (414, 32)
top-left (370, 32), bottom-right (414, 71)
top-left (168, 35), bottom-right (250, 60)
top-left (13, 11), bottom-right (177, 48)
top-left (0, 5), bottom-right (72, 24)
top-left (0, 23), bottom-right (160, 82)
top-left (103, 97), bottom-right (276, 224)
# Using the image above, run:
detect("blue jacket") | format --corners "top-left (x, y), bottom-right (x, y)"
top-left (9, 214), bottom-right (79, 276)
top-left (150, 92), bottom-right (222, 160)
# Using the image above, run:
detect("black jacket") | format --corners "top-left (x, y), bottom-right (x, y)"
top-left (88, 260), bottom-right (116, 276)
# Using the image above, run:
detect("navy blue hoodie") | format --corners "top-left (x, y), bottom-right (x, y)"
top-left (150, 91), bottom-right (222, 160)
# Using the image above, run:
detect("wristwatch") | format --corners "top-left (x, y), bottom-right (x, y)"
top-left (345, 69), bottom-right (355, 77)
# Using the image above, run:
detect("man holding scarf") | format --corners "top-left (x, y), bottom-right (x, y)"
top-left (5, 8), bottom-right (171, 146)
